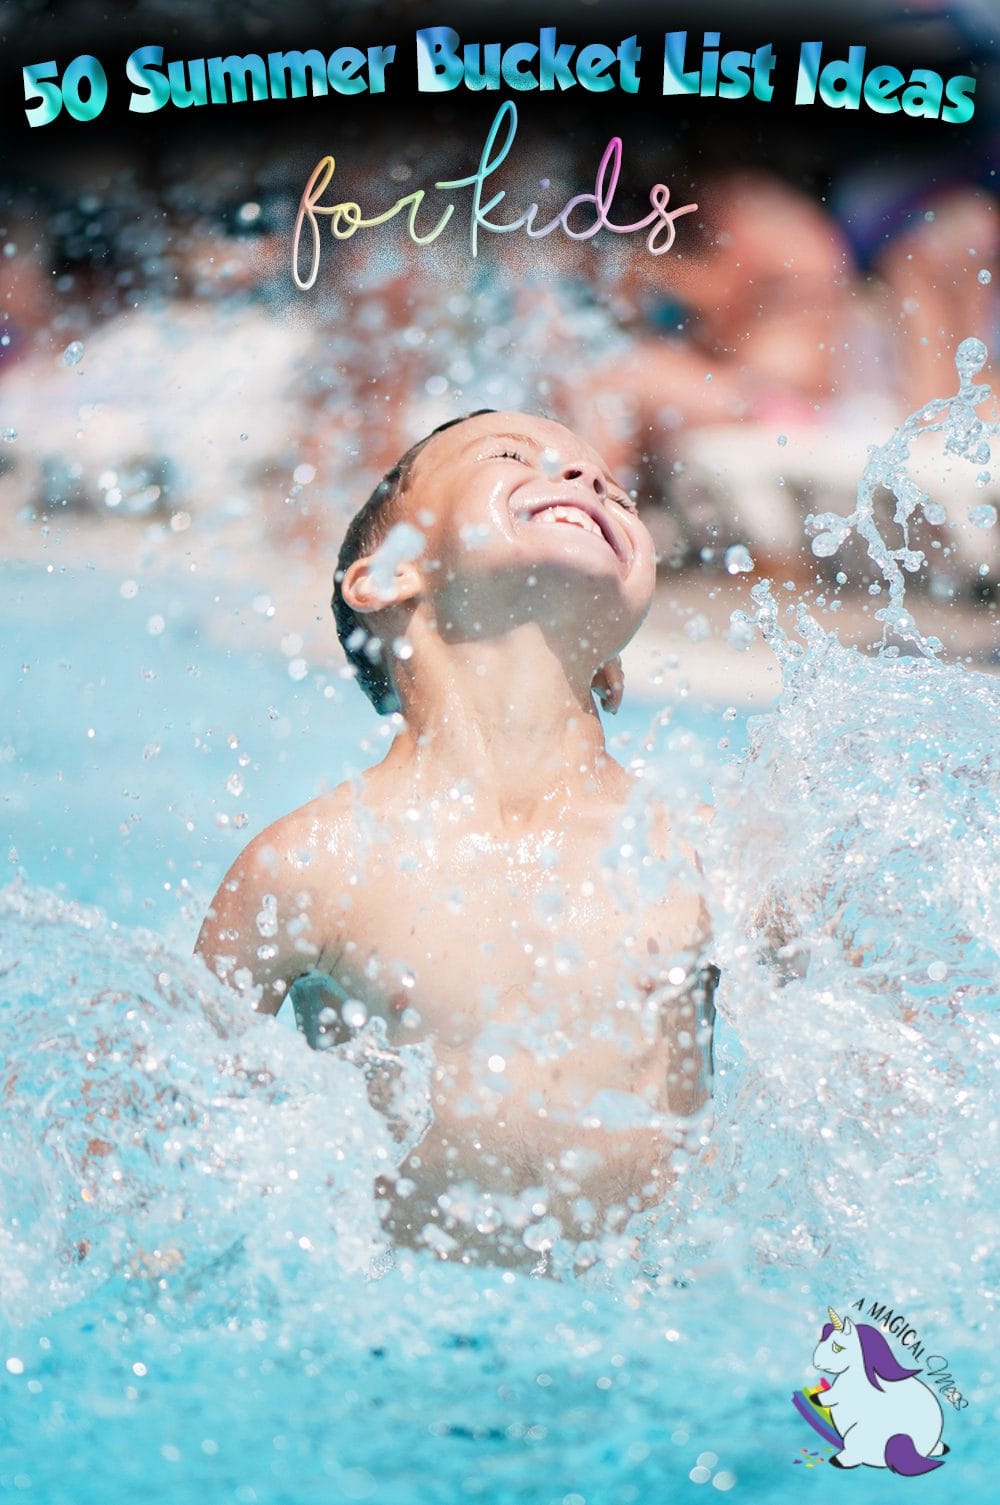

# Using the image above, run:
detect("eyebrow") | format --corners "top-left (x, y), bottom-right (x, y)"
top-left (466, 430), bottom-right (542, 453)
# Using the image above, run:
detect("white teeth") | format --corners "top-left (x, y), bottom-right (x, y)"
top-left (535, 505), bottom-right (603, 538)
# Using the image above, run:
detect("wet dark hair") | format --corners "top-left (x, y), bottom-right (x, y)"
top-left (332, 410), bottom-right (496, 714)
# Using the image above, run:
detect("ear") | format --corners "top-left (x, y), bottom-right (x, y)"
top-left (842, 1318), bottom-right (854, 1337)
top-left (592, 655), bottom-right (624, 715)
top-left (340, 555), bottom-right (422, 614)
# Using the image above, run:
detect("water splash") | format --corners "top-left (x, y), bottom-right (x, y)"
top-left (668, 637), bottom-right (1000, 1326)
top-left (800, 337), bottom-right (993, 659)
top-left (0, 882), bottom-right (436, 1327)
top-left (634, 343), bottom-right (1000, 1336)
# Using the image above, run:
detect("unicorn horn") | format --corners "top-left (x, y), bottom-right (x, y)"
top-left (828, 1307), bottom-right (844, 1331)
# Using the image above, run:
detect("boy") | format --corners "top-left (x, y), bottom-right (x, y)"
top-left (196, 410), bottom-right (718, 1271)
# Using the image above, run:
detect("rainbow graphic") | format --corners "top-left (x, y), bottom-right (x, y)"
top-left (791, 1380), bottom-right (842, 1449)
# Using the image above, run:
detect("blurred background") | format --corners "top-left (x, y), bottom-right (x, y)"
top-left (1, 0), bottom-right (998, 703)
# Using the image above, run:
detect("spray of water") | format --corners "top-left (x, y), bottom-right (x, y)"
top-left (0, 883), bottom-right (422, 1327)
top-left (629, 343), bottom-right (999, 1342)
top-left (762, 335), bottom-right (993, 662)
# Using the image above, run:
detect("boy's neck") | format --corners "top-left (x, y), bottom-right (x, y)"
top-left (375, 634), bottom-right (626, 827)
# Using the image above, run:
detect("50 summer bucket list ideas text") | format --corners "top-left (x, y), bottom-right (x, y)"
top-left (25, 26), bottom-right (977, 125)
top-left (22, 25), bottom-right (978, 287)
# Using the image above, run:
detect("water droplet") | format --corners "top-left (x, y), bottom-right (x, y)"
top-left (776, 434), bottom-right (787, 447)
top-left (459, 522), bottom-right (492, 550)
top-left (724, 544), bottom-right (754, 574)
top-left (727, 612), bottom-right (755, 651)
top-left (927, 961), bottom-right (948, 982)
top-left (342, 999), bottom-right (368, 1029)
top-left (955, 337), bottom-right (987, 381)
top-left (368, 522), bottom-right (425, 594)
top-left (978, 269), bottom-right (992, 285)
top-left (62, 340), bottom-right (84, 366)
top-left (523, 1216), bottom-right (560, 1252)
top-left (968, 503), bottom-right (997, 530)
top-left (2, 427), bottom-right (16, 442)
top-left (226, 773), bottom-right (244, 797)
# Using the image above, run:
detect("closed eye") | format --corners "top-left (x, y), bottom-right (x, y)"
top-left (611, 492), bottom-right (639, 514)
top-left (496, 449), bottom-right (529, 463)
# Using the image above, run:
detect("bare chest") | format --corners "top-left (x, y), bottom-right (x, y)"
top-left (315, 816), bottom-right (706, 1055)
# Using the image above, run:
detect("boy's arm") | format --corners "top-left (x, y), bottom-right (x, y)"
top-left (194, 814), bottom-right (333, 1015)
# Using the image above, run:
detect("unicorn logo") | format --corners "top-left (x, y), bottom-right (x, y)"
top-left (792, 1307), bottom-right (949, 1474)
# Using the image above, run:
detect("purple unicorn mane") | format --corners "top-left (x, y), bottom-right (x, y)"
top-left (855, 1325), bottom-right (922, 1389)
top-left (818, 1321), bottom-right (921, 1390)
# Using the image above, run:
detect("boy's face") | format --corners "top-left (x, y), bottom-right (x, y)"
top-left (400, 411), bottom-right (657, 653)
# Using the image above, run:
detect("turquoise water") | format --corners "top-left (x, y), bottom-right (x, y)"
top-left (1, 492), bottom-right (997, 1501)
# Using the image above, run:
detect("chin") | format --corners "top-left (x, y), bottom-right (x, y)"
top-left (542, 552), bottom-right (651, 618)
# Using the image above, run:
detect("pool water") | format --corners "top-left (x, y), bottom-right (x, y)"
top-left (1, 528), bottom-right (997, 1502)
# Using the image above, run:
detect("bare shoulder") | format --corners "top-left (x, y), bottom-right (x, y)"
top-left (195, 779), bottom-right (363, 1011)
top-left (198, 777), bottom-right (366, 948)
top-left (231, 780), bottom-right (359, 889)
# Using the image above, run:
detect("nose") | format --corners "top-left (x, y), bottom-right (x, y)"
top-left (561, 460), bottom-right (606, 496)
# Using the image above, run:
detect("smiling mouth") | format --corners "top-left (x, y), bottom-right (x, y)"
top-left (524, 500), bottom-right (626, 562)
